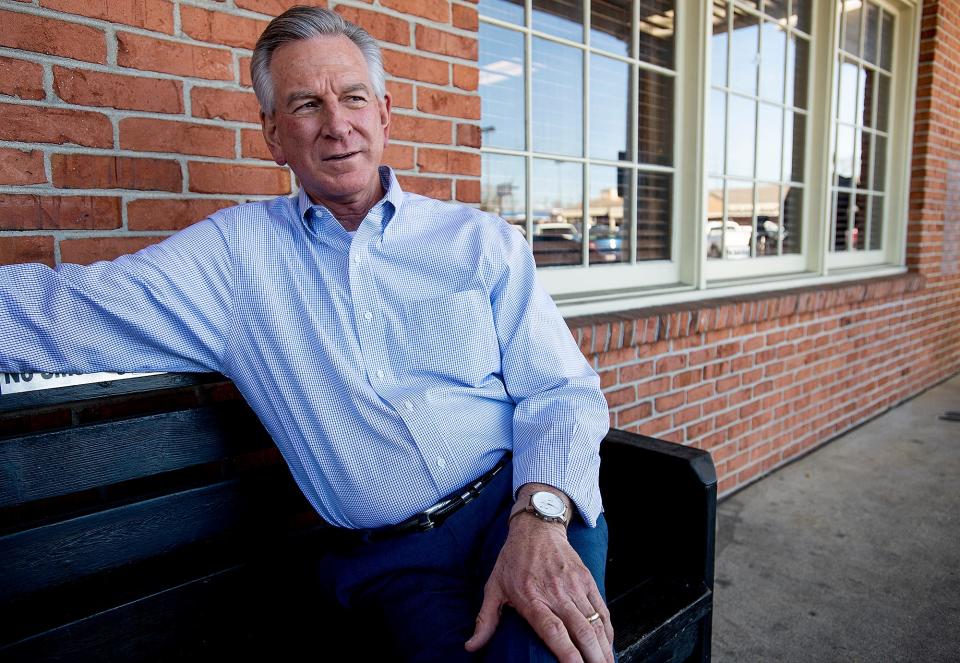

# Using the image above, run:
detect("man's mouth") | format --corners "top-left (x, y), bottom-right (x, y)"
top-left (324, 151), bottom-right (360, 162)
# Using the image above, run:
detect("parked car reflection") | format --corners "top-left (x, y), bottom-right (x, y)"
top-left (706, 220), bottom-right (752, 259)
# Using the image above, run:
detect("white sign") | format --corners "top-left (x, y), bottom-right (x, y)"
top-left (0, 371), bottom-right (159, 395)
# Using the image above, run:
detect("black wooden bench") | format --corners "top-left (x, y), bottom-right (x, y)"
top-left (0, 373), bottom-right (716, 662)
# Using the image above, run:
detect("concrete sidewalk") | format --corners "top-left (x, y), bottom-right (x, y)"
top-left (713, 374), bottom-right (960, 662)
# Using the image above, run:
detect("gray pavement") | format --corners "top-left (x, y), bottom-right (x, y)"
top-left (713, 373), bottom-right (960, 662)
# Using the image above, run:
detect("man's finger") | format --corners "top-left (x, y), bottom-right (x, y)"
top-left (464, 585), bottom-right (504, 652)
top-left (586, 586), bottom-right (615, 646)
top-left (571, 595), bottom-right (614, 663)
top-left (555, 598), bottom-right (611, 663)
top-left (518, 600), bottom-right (583, 663)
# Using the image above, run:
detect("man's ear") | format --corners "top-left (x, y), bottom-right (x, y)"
top-left (260, 110), bottom-right (287, 166)
top-left (380, 92), bottom-right (392, 145)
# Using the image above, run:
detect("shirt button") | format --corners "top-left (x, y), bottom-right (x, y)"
top-left (353, 254), bottom-right (361, 264)
top-left (436, 456), bottom-right (446, 469)
top-left (363, 310), bottom-right (373, 321)
top-left (376, 369), bottom-right (385, 380)
top-left (404, 400), bottom-right (413, 411)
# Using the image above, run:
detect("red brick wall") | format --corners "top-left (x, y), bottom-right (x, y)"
top-left (570, 0), bottom-right (960, 496)
top-left (0, 0), bottom-right (480, 265)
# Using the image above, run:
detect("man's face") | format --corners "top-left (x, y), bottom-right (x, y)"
top-left (261, 35), bottom-right (391, 208)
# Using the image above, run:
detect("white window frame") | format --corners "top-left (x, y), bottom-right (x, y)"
top-left (476, 0), bottom-right (922, 316)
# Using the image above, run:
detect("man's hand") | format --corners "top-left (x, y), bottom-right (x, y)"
top-left (464, 491), bottom-right (614, 663)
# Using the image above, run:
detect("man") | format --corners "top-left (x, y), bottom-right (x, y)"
top-left (0, 7), bottom-right (613, 662)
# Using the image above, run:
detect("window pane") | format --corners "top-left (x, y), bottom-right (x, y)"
top-left (785, 33), bottom-right (809, 109)
top-left (707, 177), bottom-right (724, 260)
top-left (835, 123), bottom-right (855, 185)
top-left (726, 181), bottom-right (755, 258)
top-left (588, 165), bottom-right (630, 264)
top-left (764, 0), bottom-right (788, 21)
top-left (869, 195), bottom-right (883, 250)
top-left (636, 171), bottom-right (671, 260)
top-left (533, 0), bottom-right (583, 42)
top-left (860, 67), bottom-right (876, 129)
top-left (757, 183), bottom-right (781, 256)
top-left (711, 1), bottom-right (729, 88)
top-left (842, 2), bottom-right (862, 56)
top-left (836, 58), bottom-right (858, 125)
top-left (479, 24), bottom-right (526, 151)
top-left (479, 0), bottom-right (524, 25)
top-left (759, 21), bottom-right (786, 103)
top-left (590, 55), bottom-right (630, 160)
top-left (637, 69), bottom-right (673, 165)
top-left (782, 185), bottom-right (802, 254)
top-left (637, 0), bottom-right (675, 69)
top-left (856, 128), bottom-right (871, 189)
top-left (874, 135), bottom-right (887, 191)
top-left (853, 192), bottom-right (867, 250)
top-left (757, 102), bottom-right (783, 179)
top-left (532, 38), bottom-right (583, 156)
top-left (532, 159), bottom-right (583, 267)
top-left (481, 153), bottom-right (526, 227)
top-left (864, 2), bottom-right (881, 65)
top-left (727, 95), bottom-right (756, 179)
top-left (833, 190), bottom-right (853, 251)
top-left (709, 90), bottom-right (727, 175)
top-left (783, 111), bottom-right (806, 183)
top-left (793, 0), bottom-right (812, 34)
top-left (876, 72), bottom-right (890, 133)
top-left (880, 10), bottom-right (894, 71)
top-left (591, 0), bottom-right (631, 57)
top-left (729, 8), bottom-right (759, 96)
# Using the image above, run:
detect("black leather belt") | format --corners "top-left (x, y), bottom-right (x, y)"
top-left (332, 453), bottom-right (511, 545)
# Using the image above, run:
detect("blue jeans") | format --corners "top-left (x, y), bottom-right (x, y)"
top-left (315, 464), bottom-right (609, 662)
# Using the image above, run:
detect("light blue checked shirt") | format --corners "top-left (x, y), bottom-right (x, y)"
top-left (0, 168), bottom-right (608, 529)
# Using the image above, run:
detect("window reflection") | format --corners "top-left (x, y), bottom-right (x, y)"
top-left (708, 90), bottom-right (726, 175)
top-left (590, 55), bottom-right (630, 161)
top-left (729, 8), bottom-right (759, 97)
top-left (479, 24), bottom-right (526, 151)
top-left (637, 0), bottom-right (674, 69)
top-left (869, 195), bottom-right (883, 250)
top-left (781, 186), bottom-right (802, 254)
top-left (589, 166), bottom-right (630, 264)
top-left (533, 0), bottom-right (583, 42)
top-left (531, 159), bottom-right (583, 267)
top-left (718, 181), bottom-right (754, 259)
top-left (591, 0), bottom-right (631, 57)
top-left (757, 102), bottom-right (783, 179)
top-left (711, 2), bottom-right (728, 88)
top-left (726, 95), bottom-right (755, 179)
top-left (637, 69), bottom-right (673, 166)
top-left (478, 0), bottom-right (524, 26)
top-left (637, 172), bottom-right (671, 260)
top-left (481, 153), bottom-right (526, 231)
top-left (756, 184), bottom-right (781, 256)
top-left (532, 38), bottom-right (583, 156)
top-left (785, 33), bottom-right (809, 109)
top-left (759, 22), bottom-right (786, 103)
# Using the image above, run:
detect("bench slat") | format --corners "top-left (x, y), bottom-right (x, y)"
top-left (0, 470), bottom-right (307, 605)
top-left (0, 403), bottom-right (271, 507)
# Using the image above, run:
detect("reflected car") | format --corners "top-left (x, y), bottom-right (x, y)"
top-left (706, 221), bottom-right (751, 259)
top-left (532, 222), bottom-right (582, 242)
top-left (588, 225), bottom-right (627, 262)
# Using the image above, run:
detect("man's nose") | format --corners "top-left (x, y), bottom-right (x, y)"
top-left (321, 104), bottom-right (351, 140)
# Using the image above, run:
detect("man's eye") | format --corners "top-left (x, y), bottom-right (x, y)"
top-left (294, 101), bottom-right (318, 112)
top-left (347, 96), bottom-right (367, 104)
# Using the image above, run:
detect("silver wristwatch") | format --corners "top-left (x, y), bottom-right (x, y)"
top-left (511, 490), bottom-right (569, 526)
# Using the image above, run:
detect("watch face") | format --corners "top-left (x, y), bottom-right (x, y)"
top-left (531, 491), bottom-right (566, 518)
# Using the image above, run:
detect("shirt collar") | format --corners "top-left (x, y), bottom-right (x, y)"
top-left (296, 166), bottom-right (404, 235)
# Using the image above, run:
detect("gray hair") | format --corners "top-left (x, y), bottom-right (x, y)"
top-left (251, 6), bottom-right (386, 116)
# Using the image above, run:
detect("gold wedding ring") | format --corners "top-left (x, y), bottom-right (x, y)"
top-left (587, 612), bottom-right (602, 624)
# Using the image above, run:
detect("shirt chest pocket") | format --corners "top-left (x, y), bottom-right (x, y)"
top-left (397, 288), bottom-right (500, 386)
